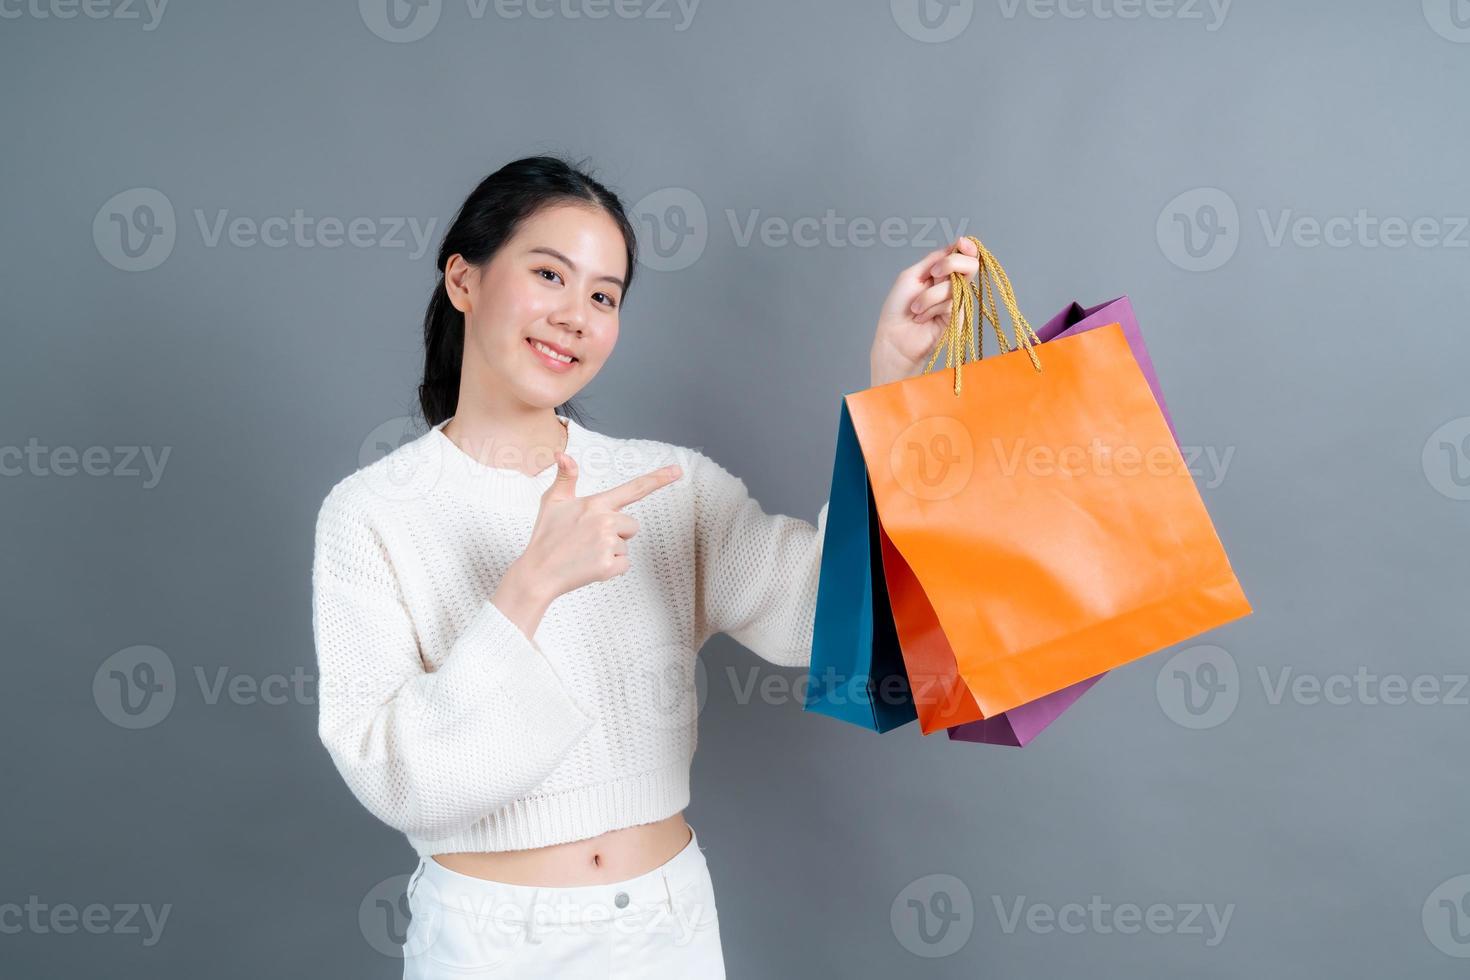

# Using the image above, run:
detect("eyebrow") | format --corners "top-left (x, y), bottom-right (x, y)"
top-left (527, 246), bottom-right (625, 290)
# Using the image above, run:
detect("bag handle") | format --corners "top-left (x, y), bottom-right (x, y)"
top-left (921, 235), bottom-right (1043, 394)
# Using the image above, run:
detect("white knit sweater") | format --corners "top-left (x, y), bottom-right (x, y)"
top-left (311, 413), bottom-right (830, 856)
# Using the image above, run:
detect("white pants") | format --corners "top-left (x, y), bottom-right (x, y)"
top-left (402, 825), bottom-right (726, 979)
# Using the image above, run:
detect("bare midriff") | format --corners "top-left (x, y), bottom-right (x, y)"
top-left (431, 811), bottom-right (692, 887)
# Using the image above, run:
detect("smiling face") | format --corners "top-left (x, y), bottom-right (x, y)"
top-left (445, 201), bottom-right (627, 414)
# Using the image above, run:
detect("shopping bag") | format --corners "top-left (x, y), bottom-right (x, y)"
top-left (846, 235), bottom-right (1252, 717)
top-left (804, 398), bottom-right (916, 732)
top-left (1035, 295), bottom-right (1177, 443)
top-left (947, 294), bottom-right (1171, 744)
top-left (879, 516), bottom-right (1104, 744)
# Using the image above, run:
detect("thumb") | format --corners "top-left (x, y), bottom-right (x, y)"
top-left (544, 451), bottom-right (579, 499)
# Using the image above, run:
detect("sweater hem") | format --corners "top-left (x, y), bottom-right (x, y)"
top-left (405, 763), bottom-right (691, 856)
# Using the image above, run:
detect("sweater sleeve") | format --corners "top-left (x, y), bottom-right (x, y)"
top-left (690, 450), bottom-right (831, 668)
top-left (311, 487), bottom-right (596, 841)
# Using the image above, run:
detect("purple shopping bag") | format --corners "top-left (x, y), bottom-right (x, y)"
top-left (947, 294), bottom-right (1177, 747)
top-left (1035, 295), bottom-right (1177, 442)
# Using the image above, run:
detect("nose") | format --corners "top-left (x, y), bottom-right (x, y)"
top-left (549, 293), bottom-right (588, 334)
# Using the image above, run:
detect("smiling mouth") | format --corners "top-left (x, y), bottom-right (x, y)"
top-left (526, 338), bottom-right (579, 364)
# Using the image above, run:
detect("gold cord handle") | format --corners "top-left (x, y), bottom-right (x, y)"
top-left (921, 234), bottom-right (1043, 394)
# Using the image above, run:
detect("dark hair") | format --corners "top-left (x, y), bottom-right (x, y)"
top-left (418, 155), bottom-right (638, 427)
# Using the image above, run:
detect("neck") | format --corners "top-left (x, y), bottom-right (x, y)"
top-left (441, 405), bottom-right (568, 478)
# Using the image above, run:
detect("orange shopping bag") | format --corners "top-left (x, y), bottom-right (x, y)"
top-left (845, 236), bottom-right (1252, 717)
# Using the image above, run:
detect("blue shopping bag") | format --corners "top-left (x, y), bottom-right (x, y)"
top-left (803, 398), bottom-right (917, 732)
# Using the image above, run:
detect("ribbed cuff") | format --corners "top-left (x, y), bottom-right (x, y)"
top-left (427, 597), bottom-right (598, 734)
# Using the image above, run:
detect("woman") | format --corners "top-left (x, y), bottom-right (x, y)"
top-left (311, 155), bottom-right (980, 978)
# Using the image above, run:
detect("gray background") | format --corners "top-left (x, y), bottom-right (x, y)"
top-left (4, 0), bottom-right (1469, 976)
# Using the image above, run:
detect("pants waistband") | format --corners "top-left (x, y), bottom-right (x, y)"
top-left (407, 825), bottom-right (709, 927)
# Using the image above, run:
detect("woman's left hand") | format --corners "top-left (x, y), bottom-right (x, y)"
top-left (869, 235), bottom-right (979, 388)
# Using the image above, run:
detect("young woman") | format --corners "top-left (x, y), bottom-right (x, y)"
top-left (311, 155), bottom-right (980, 978)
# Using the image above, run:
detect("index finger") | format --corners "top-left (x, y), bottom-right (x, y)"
top-left (591, 464), bottom-right (683, 510)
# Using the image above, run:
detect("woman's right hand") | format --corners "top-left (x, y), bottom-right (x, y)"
top-left (514, 451), bottom-right (684, 602)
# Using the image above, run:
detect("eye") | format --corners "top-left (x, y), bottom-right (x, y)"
top-left (535, 267), bottom-right (562, 284)
top-left (594, 292), bottom-right (618, 310)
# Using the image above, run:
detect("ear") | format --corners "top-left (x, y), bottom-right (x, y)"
top-left (444, 253), bottom-right (476, 315)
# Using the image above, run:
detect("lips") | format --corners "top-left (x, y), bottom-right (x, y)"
top-left (527, 337), bottom-right (578, 362)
